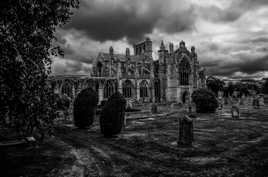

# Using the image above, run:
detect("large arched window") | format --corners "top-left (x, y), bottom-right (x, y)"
top-left (61, 81), bottom-right (73, 98)
top-left (179, 58), bottom-right (191, 85)
top-left (104, 80), bottom-right (115, 98)
top-left (123, 80), bottom-right (133, 98)
top-left (140, 80), bottom-right (149, 98)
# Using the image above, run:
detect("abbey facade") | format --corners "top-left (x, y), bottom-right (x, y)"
top-left (49, 38), bottom-right (206, 104)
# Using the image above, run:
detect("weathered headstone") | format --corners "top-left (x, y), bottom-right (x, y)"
top-left (151, 103), bottom-right (158, 114)
top-left (253, 97), bottom-right (260, 109)
top-left (126, 99), bottom-right (133, 110)
top-left (231, 105), bottom-right (240, 119)
top-left (259, 95), bottom-right (265, 106)
top-left (178, 115), bottom-right (193, 146)
top-left (224, 97), bottom-right (228, 105)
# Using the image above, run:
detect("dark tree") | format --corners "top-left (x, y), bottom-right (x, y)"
top-left (192, 88), bottom-right (218, 113)
top-left (262, 79), bottom-right (268, 94)
top-left (206, 76), bottom-right (224, 95)
top-left (0, 0), bottom-right (79, 139)
top-left (73, 88), bottom-right (98, 128)
top-left (100, 92), bottom-right (126, 137)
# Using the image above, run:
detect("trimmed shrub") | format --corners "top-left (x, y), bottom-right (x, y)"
top-left (100, 92), bottom-right (126, 137)
top-left (73, 88), bottom-right (98, 128)
top-left (192, 88), bottom-right (218, 113)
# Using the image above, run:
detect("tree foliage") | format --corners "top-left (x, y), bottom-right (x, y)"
top-left (206, 76), bottom-right (224, 95)
top-left (100, 92), bottom-right (126, 137)
top-left (192, 88), bottom-right (218, 113)
top-left (262, 79), bottom-right (268, 94)
top-left (0, 0), bottom-right (79, 139)
top-left (73, 88), bottom-right (98, 128)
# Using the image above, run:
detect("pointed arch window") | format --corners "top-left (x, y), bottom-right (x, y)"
top-left (104, 80), bottom-right (115, 98)
top-left (123, 80), bottom-right (133, 98)
top-left (179, 58), bottom-right (191, 85)
top-left (140, 80), bottom-right (149, 98)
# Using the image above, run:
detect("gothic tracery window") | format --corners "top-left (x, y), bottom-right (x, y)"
top-left (123, 80), bottom-right (133, 98)
top-left (179, 58), bottom-right (191, 85)
top-left (140, 80), bottom-right (149, 98)
top-left (61, 81), bottom-right (73, 98)
top-left (104, 80), bottom-right (115, 98)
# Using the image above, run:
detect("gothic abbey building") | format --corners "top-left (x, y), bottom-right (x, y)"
top-left (49, 38), bottom-right (206, 104)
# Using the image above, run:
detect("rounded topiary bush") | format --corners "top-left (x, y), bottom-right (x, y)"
top-left (73, 88), bottom-right (98, 128)
top-left (100, 92), bottom-right (126, 137)
top-left (192, 88), bottom-right (218, 113)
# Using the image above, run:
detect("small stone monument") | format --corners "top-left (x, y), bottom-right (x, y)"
top-left (259, 95), bottom-right (265, 106)
top-left (151, 103), bottom-right (158, 114)
top-left (253, 96), bottom-right (260, 109)
top-left (231, 94), bottom-right (240, 119)
top-left (240, 95), bottom-right (245, 105)
top-left (224, 97), bottom-right (228, 105)
top-left (231, 105), bottom-right (240, 119)
top-left (126, 99), bottom-right (133, 110)
top-left (178, 115), bottom-right (193, 146)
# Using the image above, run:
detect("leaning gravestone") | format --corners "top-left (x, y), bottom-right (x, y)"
top-left (178, 115), bottom-right (193, 146)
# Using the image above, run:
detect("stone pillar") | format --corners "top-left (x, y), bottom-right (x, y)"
top-left (118, 79), bottom-right (123, 94)
top-left (177, 87), bottom-right (182, 103)
top-left (151, 83), bottom-right (155, 103)
top-left (137, 81), bottom-right (140, 101)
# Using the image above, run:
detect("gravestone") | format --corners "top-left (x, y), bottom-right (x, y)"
top-left (259, 95), bottom-right (265, 106)
top-left (126, 99), bottom-right (133, 110)
top-left (178, 115), bottom-right (193, 146)
top-left (240, 95), bottom-right (245, 105)
top-left (253, 97), bottom-right (260, 109)
top-left (231, 105), bottom-right (240, 119)
top-left (224, 97), bottom-right (228, 105)
top-left (151, 103), bottom-right (158, 114)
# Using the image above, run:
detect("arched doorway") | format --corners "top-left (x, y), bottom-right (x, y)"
top-left (179, 57), bottom-right (191, 85)
top-left (182, 91), bottom-right (190, 104)
top-left (123, 80), bottom-right (134, 98)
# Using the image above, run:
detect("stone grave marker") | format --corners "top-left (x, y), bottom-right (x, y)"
top-left (151, 103), bottom-right (158, 114)
top-left (231, 105), bottom-right (240, 119)
top-left (178, 115), bottom-right (193, 146)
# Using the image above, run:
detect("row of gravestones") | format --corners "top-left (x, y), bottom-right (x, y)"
top-left (73, 88), bottom-right (126, 137)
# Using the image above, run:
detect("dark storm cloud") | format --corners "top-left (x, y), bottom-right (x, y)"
top-left (203, 55), bottom-right (268, 76)
top-left (64, 0), bottom-right (196, 43)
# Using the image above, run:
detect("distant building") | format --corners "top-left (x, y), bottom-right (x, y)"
top-left (49, 38), bottom-right (206, 104)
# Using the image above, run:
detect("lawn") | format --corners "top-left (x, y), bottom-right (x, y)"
top-left (1, 103), bottom-right (268, 177)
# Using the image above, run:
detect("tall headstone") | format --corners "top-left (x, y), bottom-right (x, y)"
top-left (178, 115), bottom-right (193, 146)
top-left (151, 103), bottom-right (158, 114)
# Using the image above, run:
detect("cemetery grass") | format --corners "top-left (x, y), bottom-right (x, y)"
top-left (2, 105), bottom-right (268, 176)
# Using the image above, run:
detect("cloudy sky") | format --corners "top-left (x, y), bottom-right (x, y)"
top-left (52, 0), bottom-right (268, 79)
